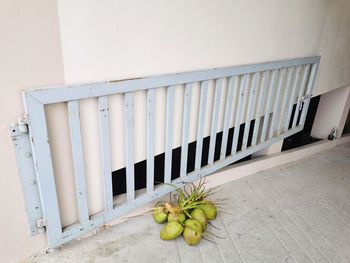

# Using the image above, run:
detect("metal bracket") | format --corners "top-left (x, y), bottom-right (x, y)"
top-left (10, 116), bottom-right (43, 235)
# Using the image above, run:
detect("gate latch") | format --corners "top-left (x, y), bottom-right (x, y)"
top-left (299, 95), bottom-right (311, 111)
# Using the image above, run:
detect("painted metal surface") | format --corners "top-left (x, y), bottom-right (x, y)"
top-left (180, 84), bottom-right (193, 178)
top-left (67, 100), bottom-right (89, 222)
top-left (195, 81), bottom-right (209, 170)
top-left (164, 86), bottom-right (175, 183)
top-left (146, 89), bottom-right (156, 192)
top-left (220, 76), bottom-right (236, 159)
top-left (208, 78), bottom-right (223, 164)
top-left (12, 56), bottom-right (320, 248)
top-left (23, 94), bottom-right (63, 247)
top-left (260, 70), bottom-right (278, 142)
top-left (26, 56), bottom-right (319, 104)
top-left (124, 93), bottom-right (135, 202)
top-left (292, 65), bottom-right (310, 129)
top-left (251, 71), bottom-right (269, 146)
top-left (269, 68), bottom-right (287, 139)
top-left (10, 121), bottom-right (43, 235)
top-left (99, 96), bottom-right (114, 211)
top-left (231, 74), bottom-right (248, 154)
top-left (241, 72), bottom-right (260, 151)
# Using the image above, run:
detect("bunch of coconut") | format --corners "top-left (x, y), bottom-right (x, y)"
top-left (152, 180), bottom-right (220, 246)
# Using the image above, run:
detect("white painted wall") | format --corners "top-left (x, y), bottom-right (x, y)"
top-left (55, 0), bottom-right (350, 94)
top-left (1, 0), bottom-right (350, 262)
top-left (0, 1), bottom-right (65, 262)
top-left (315, 0), bottom-right (350, 96)
top-left (51, 0), bottom-right (350, 227)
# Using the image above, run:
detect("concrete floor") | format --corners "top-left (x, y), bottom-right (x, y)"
top-left (34, 142), bottom-right (350, 263)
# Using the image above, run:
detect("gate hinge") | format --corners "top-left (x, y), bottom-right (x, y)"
top-left (17, 115), bottom-right (29, 133)
top-left (37, 218), bottom-right (47, 228)
top-left (10, 116), bottom-right (29, 138)
top-left (10, 114), bottom-right (43, 236)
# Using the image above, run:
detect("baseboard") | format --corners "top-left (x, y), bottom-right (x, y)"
top-left (204, 135), bottom-right (350, 189)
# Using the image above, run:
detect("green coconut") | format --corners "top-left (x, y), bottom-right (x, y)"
top-left (167, 212), bottom-right (186, 224)
top-left (160, 221), bottom-right (184, 240)
top-left (183, 227), bottom-right (202, 246)
top-left (200, 202), bottom-right (217, 220)
top-left (184, 219), bottom-right (203, 233)
top-left (190, 208), bottom-right (208, 230)
top-left (153, 205), bottom-right (168, 224)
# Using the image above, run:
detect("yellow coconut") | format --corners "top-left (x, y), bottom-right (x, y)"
top-left (200, 202), bottom-right (217, 220)
top-left (183, 227), bottom-right (202, 246)
top-left (184, 219), bottom-right (203, 233)
top-left (167, 213), bottom-right (186, 224)
top-left (153, 205), bottom-right (168, 224)
top-left (160, 221), bottom-right (184, 240)
top-left (190, 208), bottom-right (207, 230)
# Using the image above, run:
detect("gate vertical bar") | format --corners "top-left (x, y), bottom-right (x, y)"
top-left (260, 70), bottom-right (278, 142)
top-left (268, 68), bottom-right (287, 139)
top-left (195, 81), bottom-right (208, 170)
top-left (24, 94), bottom-right (62, 247)
top-left (241, 73), bottom-right (260, 151)
top-left (276, 67), bottom-right (294, 135)
top-left (292, 65), bottom-right (310, 129)
top-left (180, 84), bottom-right (193, 178)
top-left (251, 71), bottom-right (269, 146)
top-left (124, 93), bottom-right (135, 201)
top-left (98, 96), bottom-right (113, 210)
top-left (283, 66), bottom-right (301, 132)
top-left (67, 100), bottom-right (89, 222)
top-left (220, 76), bottom-right (236, 159)
top-left (299, 63), bottom-right (318, 126)
top-left (164, 86), bottom-right (175, 183)
top-left (208, 79), bottom-right (223, 165)
top-left (231, 74), bottom-right (248, 154)
top-left (146, 89), bottom-right (156, 192)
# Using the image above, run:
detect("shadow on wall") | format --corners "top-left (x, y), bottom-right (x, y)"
top-left (112, 103), bottom-right (305, 196)
top-left (112, 96), bottom-right (319, 196)
top-left (112, 122), bottom-right (253, 196)
top-left (282, 96), bottom-right (321, 151)
top-left (343, 110), bottom-right (350, 135)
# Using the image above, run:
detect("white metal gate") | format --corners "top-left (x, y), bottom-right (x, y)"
top-left (11, 56), bottom-right (320, 248)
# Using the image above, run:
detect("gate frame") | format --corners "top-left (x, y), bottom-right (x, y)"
top-left (11, 56), bottom-right (320, 248)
